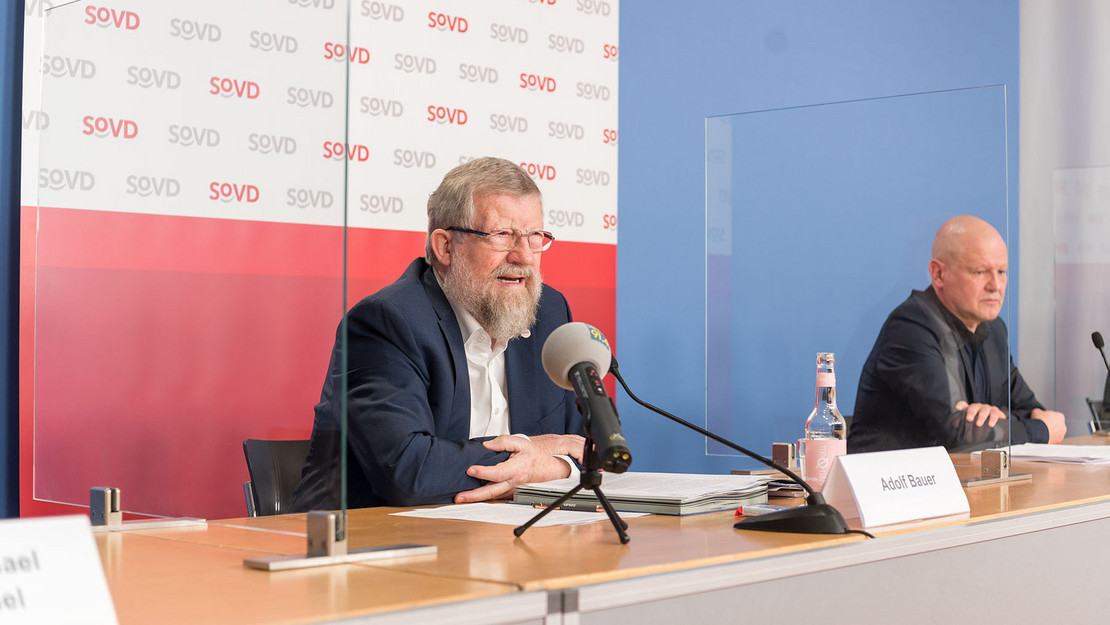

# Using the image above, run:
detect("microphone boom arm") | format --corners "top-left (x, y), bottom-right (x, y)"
top-left (609, 356), bottom-right (857, 535)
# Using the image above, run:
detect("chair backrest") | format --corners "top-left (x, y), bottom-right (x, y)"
top-left (242, 439), bottom-right (311, 516)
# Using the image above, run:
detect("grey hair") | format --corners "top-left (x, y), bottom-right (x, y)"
top-left (425, 157), bottom-right (542, 266)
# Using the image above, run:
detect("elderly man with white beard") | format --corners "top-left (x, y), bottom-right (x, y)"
top-left (291, 157), bottom-right (587, 510)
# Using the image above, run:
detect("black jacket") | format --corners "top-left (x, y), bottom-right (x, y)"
top-left (850, 287), bottom-right (1048, 453)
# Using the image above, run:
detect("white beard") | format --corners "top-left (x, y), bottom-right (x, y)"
top-left (442, 261), bottom-right (542, 342)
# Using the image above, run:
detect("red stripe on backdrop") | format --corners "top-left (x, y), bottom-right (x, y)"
top-left (20, 207), bottom-right (615, 519)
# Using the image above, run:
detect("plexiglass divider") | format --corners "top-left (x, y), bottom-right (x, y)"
top-left (706, 86), bottom-right (1012, 467)
top-left (35, 0), bottom-right (352, 524)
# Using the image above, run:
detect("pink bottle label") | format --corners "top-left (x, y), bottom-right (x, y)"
top-left (816, 372), bottom-right (835, 388)
top-left (802, 438), bottom-right (846, 491)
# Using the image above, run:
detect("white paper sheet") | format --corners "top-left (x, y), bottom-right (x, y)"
top-left (391, 502), bottom-right (649, 527)
top-left (977, 443), bottom-right (1110, 464)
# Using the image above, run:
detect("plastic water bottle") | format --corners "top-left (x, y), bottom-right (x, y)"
top-left (803, 352), bottom-right (847, 490)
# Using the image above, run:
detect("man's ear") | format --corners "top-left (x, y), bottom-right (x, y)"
top-left (430, 229), bottom-right (453, 268)
top-left (928, 258), bottom-right (944, 288)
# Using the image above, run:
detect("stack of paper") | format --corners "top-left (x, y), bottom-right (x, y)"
top-left (985, 443), bottom-right (1110, 464)
top-left (513, 472), bottom-right (771, 515)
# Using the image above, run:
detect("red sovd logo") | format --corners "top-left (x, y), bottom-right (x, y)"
top-left (322, 141), bottom-right (370, 161)
top-left (84, 5), bottom-right (140, 29)
top-left (519, 73), bottom-right (557, 93)
top-left (209, 182), bottom-right (260, 203)
top-left (323, 42), bottom-right (371, 64)
top-left (519, 162), bottom-right (556, 181)
top-left (82, 115), bottom-right (138, 139)
top-left (603, 44), bottom-right (619, 60)
top-left (209, 76), bottom-right (260, 99)
top-left (426, 105), bottom-right (467, 125)
top-left (602, 129), bottom-right (619, 145)
top-left (427, 11), bottom-right (468, 32)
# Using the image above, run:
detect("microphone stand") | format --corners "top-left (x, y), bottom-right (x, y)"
top-left (609, 356), bottom-right (852, 535)
top-left (514, 426), bottom-right (630, 544)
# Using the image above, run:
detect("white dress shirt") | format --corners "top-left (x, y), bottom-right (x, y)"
top-left (435, 270), bottom-right (576, 474)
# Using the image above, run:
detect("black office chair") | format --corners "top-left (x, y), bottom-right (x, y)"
top-left (242, 439), bottom-right (311, 516)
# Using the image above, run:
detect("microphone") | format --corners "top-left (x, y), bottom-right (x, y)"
top-left (1093, 332), bottom-right (1110, 372)
top-left (542, 322), bottom-right (631, 473)
top-left (607, 355), bottom-right (856, 536)
top-left (1093, 332), bottom-right (1110, 405)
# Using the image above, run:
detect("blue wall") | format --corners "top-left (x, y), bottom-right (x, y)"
top-left (1, 1), bottom-right (24, 518)
top-left (616, 1), bottom-right (1020, 473)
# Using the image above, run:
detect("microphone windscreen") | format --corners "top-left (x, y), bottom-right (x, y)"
top-left (1095, 332), bottom-right (1106, 350)
top-left (542, 322), bottom-right (612, 390)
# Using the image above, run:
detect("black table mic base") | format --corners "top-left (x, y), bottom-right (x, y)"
top-left (514, 438), bottom-right (630, 544)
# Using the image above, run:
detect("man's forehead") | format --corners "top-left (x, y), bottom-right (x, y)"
top-left (956, 232), bottom-right (1006, 259)
top-left (473, 193), bottom-right (543, 226)
top-left (957, 247), bottom-right (1008, 270)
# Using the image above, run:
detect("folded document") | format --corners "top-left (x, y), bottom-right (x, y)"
top-left (513, 471), bottom-right (771, 515)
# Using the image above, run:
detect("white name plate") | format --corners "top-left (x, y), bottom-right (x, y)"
top-left (0, 515), bottom-right (117, 624)
top-left (823, 446), bottom-right (969, 529)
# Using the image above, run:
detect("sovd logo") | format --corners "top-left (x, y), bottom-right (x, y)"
top-left (519, 162), bottom-right (556, 181)
top-left (23, 110), bottom-right (50, 130)
top-left (360, 194), bottom-right (404, 213)
top-left (426, 105), bottom-right (467, 125)
top-left (459, 63), bottom-right (498, 83)
top-left (394, 54), bottom-right (437, 74)
top-left (127, 66), bottom-right (181, 89)
top-left (490, 23), bottom-right (528, 43)
top-left (82, 115), bottom-right (138, 139)
top-left (324, 43), bottom-right (371, 64)
top-left (602, 129), bottom-right (618, 145)
top-left (322, 141), bottom-right (370, 161)
top-left (126, 175), bottom-right (181, 197)
top-left (519, 73), bottom-right (556, 93)
top-left (576, 0), bottom-right (612, 16)
top-left (168, 125), bottom-right (220, 147)
top-left (548, 122), bottom-right (583, 140)
top-left (362, 1), bottom-right (404, 21)
top-left (209, 182), bottom-right (260, 203)
top-left (427, 11), bottom-right (468, 32)
top-left (491, 114), bottom-right (528, 133)
top-left (287, 87), bottom-right (334, 108)
top-left (210, 76), bottom-right (260, 99)
top-left (250, 31), bottom-right (298, 53)
top-left (360, 97), bottom-right (403, 117)
top-left (287, 188), bottom-right (334, 209)
top-left (84, 5), bottom-right (140, 29)
top-left (248, 133), bottom-right (297, 155)
top-left (548, 35), bottom-right (584, 54)
top-left (169, 18), bottom-right (221, 42)
top-left (393, 149), bottom-right (436, 169)
top-left (39, 168), bottom-right (95, 191)
top-left (42, 56), bottom-right (97, 79)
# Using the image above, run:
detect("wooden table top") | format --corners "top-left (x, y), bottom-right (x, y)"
top-left (95, 530), bottom-right (517, 625)
top-left (122, 436), bottom-right (1110, 593)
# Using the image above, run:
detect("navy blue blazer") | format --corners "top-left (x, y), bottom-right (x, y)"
top-left (850, 287), bottom-right (1048, 453)
top-left (290, 258), bottom-right (584, 509)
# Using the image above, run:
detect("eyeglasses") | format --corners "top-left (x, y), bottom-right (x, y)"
top-left (446, 227), bottom-right (556, 252)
